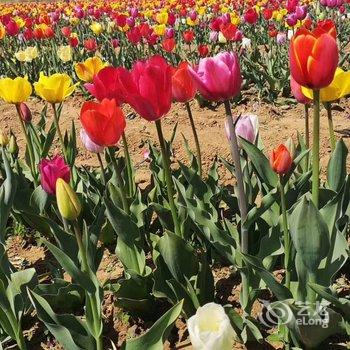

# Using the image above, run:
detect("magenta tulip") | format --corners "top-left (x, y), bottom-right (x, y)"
top-left (188, 52), bottom-right (242, 102)
top-left (39, 155), bottom-right (71, 195)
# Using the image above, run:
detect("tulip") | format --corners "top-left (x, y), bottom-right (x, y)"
top-left (0, 132), bottom-right (9, 147)
top-left (187, 303), bottom-right (236, 350)
top-left (276, 32), bottom-right (287, 45)
top-left (270, 144), bottom-right (292, 175)
top-left (171, 62), bottom-right (196, 103)
top-left (0, 77), bottom-right (32, 104)
top-left (289, 28), bottom-right (338, 89)
top-left (19, 102), bottom-right (32, 123)
top-left (39, 155), bottom-right (71, 195)
top-left (80, 98), bottom-right (126, 147)
top-left (123, 55), bottom-right (172, 121)
top-left (225, 114), bottom-right (259, 145)
top-left (34, 72), bottom-right (77, 104)
top-left (56, 178), bottom-right (81, 221)
top-left (290, 77), bottom-right (311, 105)
top-left (75, 56), bottom-right (107, 83)
top-left (80, 128), bottom-right (103, 153)
top-left (162, 38), bottom-right (176, 52)
top-left (244, 8), bottom-right (258, 24)
top-left (84, 38), bottom-right (97, 51)
top-left (84, 66), bottom-right (129, 104)
top-left (188, 51), bottom-right (242, 102)
top-left (8, 133), bottom-right (18, 155)
top-left (198, 44), bottom-right (209, 57)
top-left (301, 68), bottom-right (350, 103)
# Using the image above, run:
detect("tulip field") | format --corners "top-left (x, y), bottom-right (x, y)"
top-left (1, 0), bottom-right (350, 349)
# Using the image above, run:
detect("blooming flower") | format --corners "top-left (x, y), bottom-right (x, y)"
top-left (0, 77), bottom-right (32, 104)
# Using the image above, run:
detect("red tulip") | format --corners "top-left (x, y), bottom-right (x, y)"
top-left (39, 155), bottom-right (70, 195)
top-left (198, 44), bottom-right (209, 57)
top-left (6, 20), bottom-right (19, 36)
top-left (221, 23), bottom-right (237, 41)
top-left (183, 30), bottom-right (195, 43)
top-left (127, 27), bottom-right (141, 44)
top-left (315, 19), bottom-right (337, 39)
top-left (85, 67), bottom-right (129, 104)
top-left (289, 28), bottom-right (338, 89)
top-left (80, 98), bottom-right (126, 147)
top-left (270, 144), bottom-right (292, 175)
top-left (244, 8), bottom-right (258, 24)
top-left (84, 38), bottom-right (97, 51)
top-left (171, 62), bottom-right (196, 103)
top-left (123, 55), bottom-right (172, 121)
top-left (61, 26), bottom-right (71, 37)
top-left (162, 38), bottom-right (176, 52)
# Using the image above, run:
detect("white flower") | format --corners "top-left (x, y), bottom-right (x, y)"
top-left (241, 37), bottom-right (251, 50)
top-left (187, 303), bottom-right (236, 350)
top-left (218, 31), bottom-right (227, 44)
top-left (57, 45), bottom-right (72, 62)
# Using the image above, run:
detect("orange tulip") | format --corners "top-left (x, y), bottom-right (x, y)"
top-left (289, 27), bottom-right (338, 89)
top-left (171, 62), bottom-right (196, 103)
top-left (270, 144), bottom-right (292, 175)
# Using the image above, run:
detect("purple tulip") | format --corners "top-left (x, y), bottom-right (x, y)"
top-left (295, 6), bottom-right (307, 20)
top-left (276, 32), bottom-right (287, 45)
top-left (209, 31), bottom-right (218, 42)
top-left (286, 14), bottom-right (298, 26)
top-left (126, 17), bottom-right (135, 27)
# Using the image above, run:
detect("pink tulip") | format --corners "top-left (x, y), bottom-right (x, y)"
top-left (225, 114), bottom-right (259, 145)
top-left (80, 129), bottom-right (104, 153)
top-left (39, 155), bottom-right (70, 195)
top-left (290, 77), bottom-right (311, 104)
top-left (188, 51), bottom-right (242, 102)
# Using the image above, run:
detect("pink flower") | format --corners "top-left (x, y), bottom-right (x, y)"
top-left (80, 128), bottom-right (104, 153)
top-left (39, 155), bottom-right (71, 195)
top-left (225, 114), bottom-right (259, 145)
top-left (290, 76), bottom-right (311, 104)
top-left (188, 51), bottom-right (242, 102)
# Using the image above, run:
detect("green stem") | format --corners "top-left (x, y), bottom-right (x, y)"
top-left (121, 132), bottom-right (134, 197)
top-left (308, 271), bottom-right (317, 310)
top-left (185, 102), bottom-right (202, 177)
top-left (15, 104), bottom-right (37, 186)
top-left (73, 222), bottom-right (102, 350)
top-left (325, 103), bottom-right (336, 151)
top-left (7, 311), bottom-right (26, 350)
top-left (51, 103), bottom-right (67, 161)
top-left (97, 152), bottom-right (106, 186)
top-left (155, 119), bottom-right (181, 236)
top-left (224, 100), bottom-right (249, 315)
top-left (304, 104), bottom-right (310, 170)
top-left (107, 148), bottom-right (129, 214)
top-left (279, 177), bottom-right (290, 289)
top-left (312, 90), bottom-right (320, 208)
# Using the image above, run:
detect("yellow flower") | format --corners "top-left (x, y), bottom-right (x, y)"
top-left (302, 68), bottom-right (350, 102)
top-left (0, 132), bottom-right (9, 147)
top-left (0, 24), bottom-right (5, 40)
top-left (25, 46), bottom-right (39, 61)
top-left (56, 178), bottom-right (81, 221)
top-left (186, 17), bottom-right (198, 26)
top-left (15, 50), bottom-right (26, 62)
top-left (0, 77), bottom-right (32, 104)
top-left (153, 24), bottom-right (166, 36)
top-left (156, 12), bottom-right (168, 24)
top-left (90, 22), bottom-right (103, 35)
top-left (74, 56), bottom-right (107, 82)
top-left (34, 73), bottom-right (77, 103)
top-left (57, 45), bottom-right (72, 62)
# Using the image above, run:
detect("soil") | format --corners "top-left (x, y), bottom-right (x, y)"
top-left (1, 94), bottom-right (350, 349)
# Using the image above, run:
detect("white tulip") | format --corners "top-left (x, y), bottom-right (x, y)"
top-left (187, 303), bottom-right (236, 350)
top-left (241, 37), bottom-right (251, 50)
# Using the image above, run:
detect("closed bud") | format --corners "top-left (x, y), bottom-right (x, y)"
top-left (8, 134), bottom-right (18, 154)
top-left (19, 102), bottom-right (32, 123)
top-left (56, 178), bottom-right (81, 221)
top-left (270, 144), bottom-right (293, 175)
top-left (0, 132), bottom-right (9, 147)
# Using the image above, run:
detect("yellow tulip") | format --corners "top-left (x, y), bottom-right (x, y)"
top-left (0, 132), bottom-right (9, 147)
top-left (153, 24), bottom-right (166, 36)
top-left (0, 77), bottom-right (32, 104)
top-left (15, 50), bottom-right (26, 62)
top-left (156, 12), bottom-right (168, 25)
top-left (34, 72), bottom-right (77, 103)
top-left (302, 68), bottom-right (350, 102)
top-left (74, 56), bottom-right (107, 82)
top-left (0, 24), bottom-right (5, 40)
top-left (56, 178), bottom-right (81, 221)
top-left (57, 45), bottom-right (72, 62)
top-left (90, 22), bottom-right (103, 35)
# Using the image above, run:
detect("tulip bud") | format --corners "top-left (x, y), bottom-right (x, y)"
top-left (8, 134), bottom-right (18, 155)
top-left (19, 102), bottom-right (32, 123)
top-left (284, 137), bottom-right (295, 158)
top-left (270, 144), bottom-right (293, 175)
top-left (187, 303), bottom-right (236, 350)
top-left (56, 178), bottom-right (81, 221)
top-left (0, 132), bottom-right (9, 147)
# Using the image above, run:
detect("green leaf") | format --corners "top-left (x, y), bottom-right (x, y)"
top-left (43, 240), bottom-right (95, 294)
top-left (123, 300), bottom-right (183, 350)
top-left (289, 196), bottom-right (330, 273)
top-left (157, 232), bottom-right (198, 284)
top-left (239, 138), bottom-right (278, 187)
top-left (327, 139), bottom-right (348, 192)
